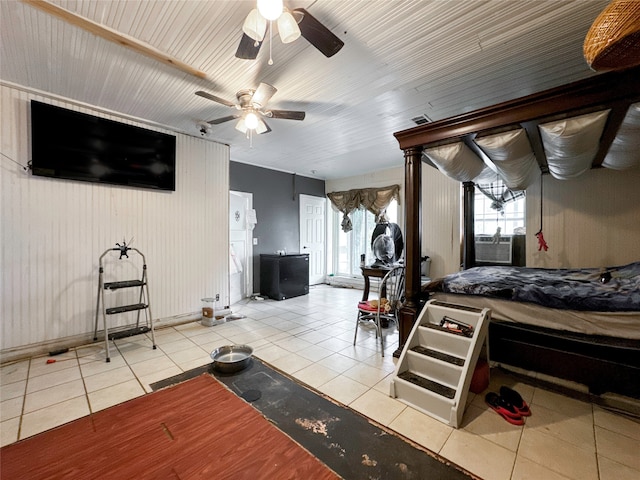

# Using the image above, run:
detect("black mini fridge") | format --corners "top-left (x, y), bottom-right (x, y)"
top-left (260, 254), bottom-right (309, 300)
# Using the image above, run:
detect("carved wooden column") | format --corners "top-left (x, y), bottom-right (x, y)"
top-left (395, 146), bottom-right (422, 357)
top-left (462, 181), bottom-right (476, 270)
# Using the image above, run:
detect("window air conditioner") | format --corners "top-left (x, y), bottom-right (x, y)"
top-left (475, 235), bottom-right (513, 264)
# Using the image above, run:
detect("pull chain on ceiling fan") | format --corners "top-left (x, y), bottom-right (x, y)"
top-left (243, 0), bottom-right (300, 64)
top-left (195, 83), bottom-right (305, 142)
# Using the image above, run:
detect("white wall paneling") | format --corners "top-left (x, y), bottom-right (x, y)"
top-left (419, 162), bottom-right (640, 277)
top-left (526, 168), bottom-right (640, 268)
top-left (421, 166), bottom-right (462, 278)
top-left (0, 84), bottom-right (230, 361)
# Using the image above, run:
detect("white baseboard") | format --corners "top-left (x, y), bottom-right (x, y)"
top-left (0, 312), bottom-right (201, 364)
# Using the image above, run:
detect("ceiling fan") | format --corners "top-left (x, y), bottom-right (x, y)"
top-left (235, 1), bottom-right (344, 61)
top-left (196, 82), bottom-right (305, 136)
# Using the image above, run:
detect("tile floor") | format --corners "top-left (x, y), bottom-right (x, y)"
top-left (1, 285), bottom-right (639, 480)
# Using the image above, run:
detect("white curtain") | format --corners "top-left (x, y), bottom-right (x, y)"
top-left (423, 142), bottom-right (491, 183)
top-left (602, 102), bottom-right (640, 170)
top-left (475, 129), bottom-right (539, 191)
top-left (539, 110), bottom-right (610, 179)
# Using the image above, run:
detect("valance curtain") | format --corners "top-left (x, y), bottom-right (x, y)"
top-left (476, 177), bottom-right (525, 214)
top-left (327, 184), bottom-right (400, 232)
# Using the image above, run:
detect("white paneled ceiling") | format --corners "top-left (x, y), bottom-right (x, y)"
top-left (0, 0), bottom-right (611, 179)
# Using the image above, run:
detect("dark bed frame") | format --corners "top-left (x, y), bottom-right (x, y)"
top-left (391, 66), bottom-right (640, 399)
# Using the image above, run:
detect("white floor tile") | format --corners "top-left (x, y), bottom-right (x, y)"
top-left (1, 380), bottom-right (26, 402)
top-left (440, 428), bottom-right (516, 480)
top-left (1, 417), bottom-right (20, 447)
top-left (518, 426), bottom-right (598, 480)
top-left (593, 406), bottom-right (640, 441)
top-left (461, 403), bottom-right (523, 452)
top-left (269, 353), bottom-right (314, 375)
top-left (129, 355), bottom-right (178, 378)
top-left (595, 425), bottom-right (640, 470)
top-left (1, 396), bottom-right (24, 422)
top-left (524, 402), bottom-right (594, 451)
top-left (293, 363), bottom-right (340, 389)
top-left (342, 363), bottom-right (389, 388)
top-left (84, 366), bottom-right (137, 393)
top-left (598, 455), bottom-right (640, 480)
top-left (78, 353), bottom-right (128, 377)
top-left (88, 379), bottom-right (145, 412)
top-left (138, 366), bottom-right (184, 393)
top-left (253, 343), bottom-right (289, 363)
top-left (388, 406), bottom-right (453, 453)
top-left (2, 285), bottom-right (638, 480)
top-left (317, 375), bottom-right (369, 406)
top-left (511, 456), bottom-right (574, 480)
top-left (20, 396), bottom-right (90, 439)
top-left (349, 388), bottom-right (406, 426)
top-left (26, 366), bottom-right (82, 394)
top-left (23, 379), bottom-right (86, 414)
top-left (320, 352), bottom-right (361, 374)
top-left (0, 360), bottom-right (30, 384)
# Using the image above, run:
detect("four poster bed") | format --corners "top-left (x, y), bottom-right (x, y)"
top-left (392, 66), bottom-right (640, 400)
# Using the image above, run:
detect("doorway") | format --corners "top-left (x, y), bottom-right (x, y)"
top-left (229, 191), bottom-right (253, 305)
top-left (299, 194), bottom-right (326, 285)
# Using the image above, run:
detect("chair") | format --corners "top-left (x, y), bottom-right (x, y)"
top-left (354, 265), bottom-right (405, 356)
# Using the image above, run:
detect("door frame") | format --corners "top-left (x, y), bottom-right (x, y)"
top-left (229, 190), bottom-right (254, 302)
top-left (299, 194), bottom-right (327, 285)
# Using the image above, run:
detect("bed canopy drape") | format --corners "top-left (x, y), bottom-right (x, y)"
top-left (392, 65), bottom-right (640, 354)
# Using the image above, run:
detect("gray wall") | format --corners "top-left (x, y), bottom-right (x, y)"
top-left (230, 162), bottom-right (325, 293)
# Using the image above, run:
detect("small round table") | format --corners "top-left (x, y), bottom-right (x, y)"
top-left (360, 265), bottom-right (392, 301)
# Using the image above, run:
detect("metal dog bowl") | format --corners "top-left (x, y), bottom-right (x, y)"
top-left (210, 344), bottom-right (253, 373)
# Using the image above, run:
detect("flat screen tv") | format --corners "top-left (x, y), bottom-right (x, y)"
top-left (30, 100), bottom-right (176, 191)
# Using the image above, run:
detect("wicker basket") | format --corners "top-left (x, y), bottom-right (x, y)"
top-left (583, 0), bottom-right (640, 71)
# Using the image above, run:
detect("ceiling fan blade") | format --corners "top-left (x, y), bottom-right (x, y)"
top-left (267, 110), bottom-right (306, 121)
top-left (235, 33), bottom-right (262, 60)
top-left (293, 8), bottom-right (344, 58)
top-left (195, 91), bottom-right (236, 108)
top-left (207, 114), bottom-right (241, 125)
top-left (252, 83), bottom-right (277, 108)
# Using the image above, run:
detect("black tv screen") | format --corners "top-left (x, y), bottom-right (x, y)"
top-left (30, 100), bottom-right (176, 191)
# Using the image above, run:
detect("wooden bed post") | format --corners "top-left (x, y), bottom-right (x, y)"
top-left (395, 146), bottom-right (422, 357)
top-left (462, 182), bottom-right (476, 269)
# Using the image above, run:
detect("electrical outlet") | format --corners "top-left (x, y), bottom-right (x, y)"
top-left (253, 238), bottom-right (258, 245)
top-left (215, 294), bottom-right (220, 302)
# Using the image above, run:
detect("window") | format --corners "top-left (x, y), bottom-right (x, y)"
top-left (474, 190), bottom-right (525, 235)
top-left (331, 200), bottom-right (398, 277)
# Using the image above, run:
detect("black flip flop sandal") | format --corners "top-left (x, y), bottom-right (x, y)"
top-left (485, 392), bottom-right (524, 425)
top-left (500, 386), bottom-right (531, 416)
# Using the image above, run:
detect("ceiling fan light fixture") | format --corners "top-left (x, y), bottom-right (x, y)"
top-left (245, 111), bottom-right (260, 130)
top-left (242, 9), bottom-right (267, 41)
top-left (256, 118), bottom-right (269, 134)
top-left (257, 0), bottom-right (283, 21)
top-left (235, 118), bottom-right (248, 134)
top-left (278, 11), bottom-right (301, 43)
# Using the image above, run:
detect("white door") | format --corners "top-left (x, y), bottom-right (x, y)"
top-left (299, 194), bottom-right (326, 285)
top-left (229, 191), bottom-right (253, 305)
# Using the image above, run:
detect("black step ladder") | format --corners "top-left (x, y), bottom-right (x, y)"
top-left (93, 244), bottom-right (157, 362)
top-left (390, 300), bottom-right (490, 428)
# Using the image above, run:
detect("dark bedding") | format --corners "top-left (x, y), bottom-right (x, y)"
top-left (425, 262), bottom-right (640, 312)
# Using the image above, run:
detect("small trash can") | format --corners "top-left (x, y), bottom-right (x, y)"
top-left (201, 297), bottom-right (215, 326)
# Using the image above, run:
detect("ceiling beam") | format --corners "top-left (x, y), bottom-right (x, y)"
top-left (591, 99), bottom-right (634, 167)
top-left (520, 120), bottom-right (549, 174)
top-left (22, 0), bottom-right (208, 80)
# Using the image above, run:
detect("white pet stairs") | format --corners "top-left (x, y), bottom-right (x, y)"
top-left (390, 299), bottom-right (490, 428)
